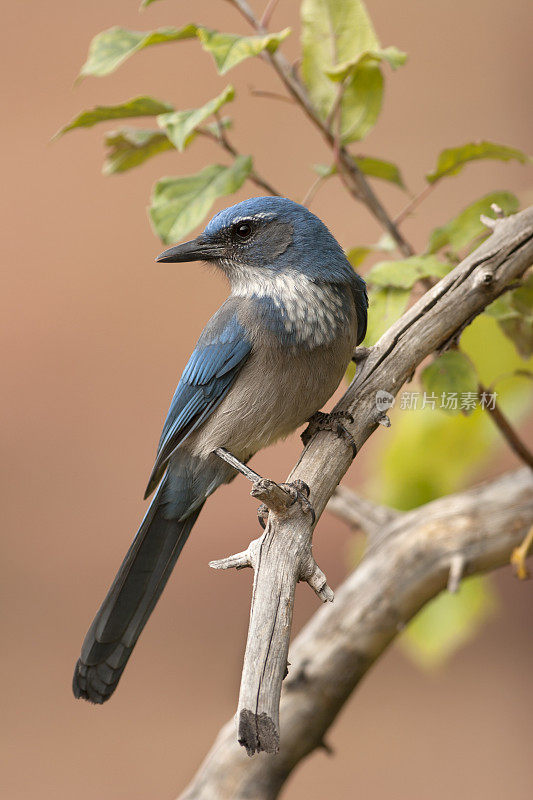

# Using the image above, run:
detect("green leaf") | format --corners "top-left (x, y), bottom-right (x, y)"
top-left (313, 163), bottom-right (336, 178)
top-left (149, 156), bottom-right (252, 244)
top-left (198, 27), bottom-right (290, 74)
top-left (103, 128), bottom-right (174, 175)
top-left (313, 156), bottom-right (404, 187)
top-left (339, 63), bottom-right (383, 143)
top-left (346, 246), bottom-right (372, 268)
top-left (354, 156), bottom-right (405, 188)
top-left (367, 255), bottom-right (448, 289)
top-left (78, 25), bottom-right (198, 79)
top-left (426, 141), bottom-right (532, 184)
top-left (301, 0), bottom-right (404, 143)
top-left (363, 287), bottom-right (410, 346)
top-left (326, 45), bottom-right (407, 80)
top-left (497, 317), bottom-right (533, 359)
top-left (421, 351), bottom-right (478, 415)
top-left (427, 191), bottom-right (519, 256)
top-left (400, 576), bottom-right (497, 669)
top-left (140, 0), bottom-right (163, 7)
top-left (485, 273), bottom-right (533, 358)
top-left (158, 85), bottom-right (234, 152)
top-left (55, 96), bottom-right (173, 137)
top-left (370, 316), bottom-right (533, 511)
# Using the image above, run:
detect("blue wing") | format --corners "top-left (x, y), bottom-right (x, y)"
top-left (144, 301), bottom-right (252, 498)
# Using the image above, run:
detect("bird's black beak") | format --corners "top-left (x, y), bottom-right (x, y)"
top-left (155, 235), bottom-right (224, 263)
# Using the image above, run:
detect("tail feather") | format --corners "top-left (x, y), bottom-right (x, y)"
top-left (73, 485), bottom-right (203, 704)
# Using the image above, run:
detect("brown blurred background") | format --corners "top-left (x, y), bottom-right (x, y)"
top-left (2, 1), bottom-right (532, 798)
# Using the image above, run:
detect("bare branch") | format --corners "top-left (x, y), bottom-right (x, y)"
top-left (180, 467), bottom-right (533, 799)
top-left (212, 449), bottom-right (331, 755)
top-left (260, 0), bottom-right (280, 28)
top-left (478, 383), bottom-right (533, 469)
top-left (327, 484), bottom-right (399, 537)
top-left (204, 208), bottom-right (533, 760)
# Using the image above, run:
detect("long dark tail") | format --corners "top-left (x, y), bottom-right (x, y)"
top-left (73, 481), bottom-right (203, 704)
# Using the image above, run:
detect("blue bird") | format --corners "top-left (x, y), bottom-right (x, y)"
top-left (73, 196), bottom-right (368, 703)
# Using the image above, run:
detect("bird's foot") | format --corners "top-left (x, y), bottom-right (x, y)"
top-left (257, 479), bottom-right (315, 528)
top-left (301, 411), bottom-right (357, 457)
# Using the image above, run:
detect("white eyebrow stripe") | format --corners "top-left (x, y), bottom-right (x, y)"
top-left (230, 212), bottom-right (276, 225)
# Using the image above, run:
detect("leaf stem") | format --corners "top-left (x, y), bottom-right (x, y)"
top-left (249, 87), bottom-right (294, 104)
top-left (200, 115), bottom-right (281, 197)
top-left (260, 0), bottom-right (280, 28)
top-left (394, 182), bottom-right (437, 226)
top-left (301, 174), bottom-right (327, 207)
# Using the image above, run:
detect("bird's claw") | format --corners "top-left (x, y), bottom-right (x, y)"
top-left (281, 479), bottom-right (316, 525)
top-left (257, 503), bottom-right (269, 530)
top-left (301, 411), bottom-right (357, 458)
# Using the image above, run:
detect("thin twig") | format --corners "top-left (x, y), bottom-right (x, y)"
top-left (227, 0), bottom-right (415, 257)
top-left (199, 119), bottom-right (282, 196)
top-left (301, 173), bottom-right (327, 207)
top-left (249, 87), bottom-right (295, 104)
top-left (213, 447), bottom-right (263, 483)
top-left (394, 182), bottom-right (437, 226)
top-left (479, 382), bottom-right (533, 469)
top-left (260, 0), bottom-right (280, 28)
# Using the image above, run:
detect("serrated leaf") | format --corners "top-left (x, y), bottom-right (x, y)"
top-left (314, 156), bottom-right (404, 187)
top-left (354, 156), bottom-right (405, 188)
top-left (427, 191), bottom-right (519, 256)
top-left (55, 96), bottom-right (173, 137)
top-left (339, 63), bottom-right (383, 143)
top-left (78, 25), bottom-right (198, 79)
top-left (158, 85), bottom-right (234, 152)
top-left (363, 287), bottom-right (410, 346)
top-left (198, 27), bottom-right (290, 74)
top-left (103, 128), bottom-right (174, 175)
top-left (400, 576), bottom-right (497, 669)
top-left (426, 141), bottom-right (532, 184)
top-left (204, 117), bottom-right (233, 137)
top-left (326, 45), bottom-right (407, 80)
top-left (302, 0), bottom-right (380, 116)
top-left (149, 156), bottom-right (252, 244)
top-left (421, 351), bottom-right (478, 415)
top-left (301, 0), bottom-right (404, 143)
top-left (368, 255), bottom-right (448, 289)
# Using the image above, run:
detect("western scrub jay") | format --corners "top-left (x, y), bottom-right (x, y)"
top-left (73, 196), bottom-right (368, 703)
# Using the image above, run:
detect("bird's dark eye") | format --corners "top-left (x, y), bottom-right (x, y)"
top-left (233, 221), bottom-right (253, 240)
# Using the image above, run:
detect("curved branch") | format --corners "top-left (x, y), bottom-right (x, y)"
top-left (186, 207), bottom-right (533, 767)
top-left (180, 467), bottom-right (533, 799)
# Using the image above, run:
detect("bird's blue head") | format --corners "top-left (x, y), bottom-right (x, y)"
top-left (156, 197), bottom-right (368, 343)
top-left (156, 196), bottom-right (358, 285)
